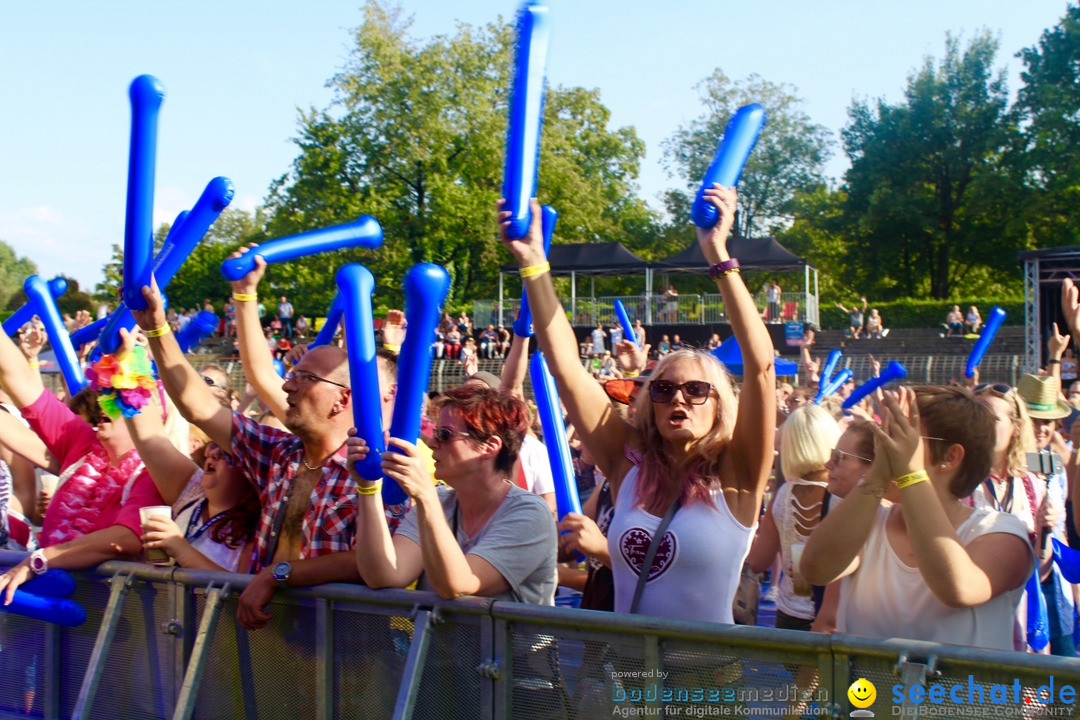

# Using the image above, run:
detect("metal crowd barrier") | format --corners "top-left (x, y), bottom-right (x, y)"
top-left (1, 551), bottom-right (1078, 720)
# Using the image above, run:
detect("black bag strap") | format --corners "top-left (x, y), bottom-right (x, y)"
top-left (629, 497), bottom-right (682, 614)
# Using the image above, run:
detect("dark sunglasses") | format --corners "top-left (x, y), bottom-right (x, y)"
top-left (648, 380), bottom-right (713, 405)
top-left (974, 383), bottom-right (1012, 395)
top-left (432, 427), bottom-right (473, 444)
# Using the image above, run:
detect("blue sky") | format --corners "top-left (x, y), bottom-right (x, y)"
top-left (0, 0), bottom-right (1070, 292)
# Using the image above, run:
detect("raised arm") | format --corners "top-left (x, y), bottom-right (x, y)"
top-left (700, 186), bottom-right (776, 521)
top-left (130, 281), bottom-right (233, 449)
top-left (499, 334), bottom-right (530, 401)
top-left (228, 246), bottom-right (287, 422)
top-left (499, 200), bottom-right (633, 479)
top-left (1048, 323), bottom-right (1068, 381)
top-left (0, 324), bottom-right (45, 409)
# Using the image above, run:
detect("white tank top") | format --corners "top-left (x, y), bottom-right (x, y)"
top-left (608, 466), bottom-right (756, 623)
top-left (773, 479), bottom-right (828, 621)
top-left (838, 505), bottom-right (1032, 651)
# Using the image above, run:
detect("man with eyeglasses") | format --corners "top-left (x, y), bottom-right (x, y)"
top-left (132, 278), bottom-right (368, 631)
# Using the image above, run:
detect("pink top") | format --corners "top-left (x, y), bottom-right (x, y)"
top-left (20, 389), bottom-right (163, 546)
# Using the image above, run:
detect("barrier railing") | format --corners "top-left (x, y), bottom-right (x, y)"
top-left (474, 293), bottom-right (815, 329)
top-left (1, 550), bottom-right (1077, 720)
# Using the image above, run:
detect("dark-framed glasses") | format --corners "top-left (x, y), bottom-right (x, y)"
top-left (285, 370), bottom-right (349, 390)
top-left (648, 380), bottom-right (713, 405)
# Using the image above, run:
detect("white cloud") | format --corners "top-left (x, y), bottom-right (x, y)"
top-left (0, 205), bottom-right (112, 291)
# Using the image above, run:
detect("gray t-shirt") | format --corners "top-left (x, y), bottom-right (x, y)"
top-left (396, 484), bottom-right (557, 605)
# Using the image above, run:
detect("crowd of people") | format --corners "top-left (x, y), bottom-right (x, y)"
top-left (0, 187), bottom-right (1074, 669)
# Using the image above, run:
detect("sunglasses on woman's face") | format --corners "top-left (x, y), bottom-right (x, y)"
top-left (432, 427), bottom-right (473, 444)
top-left (648, 380), bottom-right (713, 405)
top-left (831, 447), bottom-right (871, 464)
top-left (974, 383), bottom-right (1012, 396)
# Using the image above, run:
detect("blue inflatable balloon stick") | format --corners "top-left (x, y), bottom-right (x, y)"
top-left (3, 276), bottom-right (67, 336)
top-left (1026, 567), bottom-right (1050, 651)
top-left (337, 264), bottom-right (384, 481)
top-left (175, 311), bottom-right (218, 354)
top-left (123, 75), bottom-right (165, 312)
top-left (815, 368), bottom-right (852, 404)
top-left (272, 358), bottom-right (286, 378)
top-left (530, 352), bottom-right (581, 521)
top-left (1053, 537), bottom-right (1080, 583)
top-left (614, 298), bottom-right (639, 349)
top-left (154, 177), bottom-right (234, 286)
top-left (501, 1), bottom-right (551, 240)
top-left (513, 205), bottom-right (557, 338)
top-left (0, 568), bottom-right (77, 599)
top-left (310, 292), bottom-right (344, 349)
top-left (965, 306), bottom-right (1006, 378)
top-left (221, 216), bottom-right (384, 281)
top-left (0, 587), bottom-right (86, 627)
top-left (99, 179), bottom-right (233, 354)
top-left (386, 264), bottom-right (452, 504)
top-left (814, 349), bottom-right (842, 404)
top-left (69, 319), bottom-right (107, 350)
top-left (23, 275), bottom-right (86, 393)
top-left (842, 361), bottom-right (907, 409)
top-left (690, 103), bottom-right (767, 229)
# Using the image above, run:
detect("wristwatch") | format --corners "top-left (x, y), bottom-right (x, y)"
top-left (271, 561), bottom-right (291, 587)
top-left (29, 549), bottom-right (48, 576)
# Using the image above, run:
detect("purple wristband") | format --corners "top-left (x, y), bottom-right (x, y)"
top-left (708, 258), bottom-right (740, 279)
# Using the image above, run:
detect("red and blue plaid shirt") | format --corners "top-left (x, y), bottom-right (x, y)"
top-left (231, 413), bottom-right (409, 572)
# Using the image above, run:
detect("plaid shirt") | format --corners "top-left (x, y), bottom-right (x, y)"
top-left (232, 412), bottom-right (410, 573)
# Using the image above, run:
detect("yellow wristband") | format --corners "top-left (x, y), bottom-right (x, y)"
top-left (623, 370), bottom-right (639, 378)
top-left (357, 481), bottom-right (382, 496)
top-left (896, 470), bottom-right (929, 490)
top-left (232, 292), bottom-right (257, 302)
top-left (519, 262), bottom-right (550, 279)
top-left (383, 343), bottom-right (401, 353)
top-left (145, 325), bottom-right (171, 339)
top-left (28, 360), bottom-right (39, 369)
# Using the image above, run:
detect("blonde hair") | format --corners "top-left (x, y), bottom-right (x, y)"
top-left (780, 405), bottom-right (840, 480)
top-left (974, 385), bottom-right (1035, 479)
top-left (631, 349), bottom-right (738, 508)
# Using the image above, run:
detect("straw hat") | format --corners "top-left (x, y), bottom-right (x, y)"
top-left (1016, 374), bottom-right (1072, 420)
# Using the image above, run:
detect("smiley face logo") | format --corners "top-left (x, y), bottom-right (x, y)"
top-left (848, 678), bottom-right (876, 709)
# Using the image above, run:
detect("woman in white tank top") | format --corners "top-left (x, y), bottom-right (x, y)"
top-left (801, 386), bottom-right (1033, 651)
top-left (747, 405), bottom-right (840, 630)
top-left (499, 187), bottom-right (776, 623)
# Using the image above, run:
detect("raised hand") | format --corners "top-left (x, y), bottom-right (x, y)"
top-left (228, 243), bottom-right (268, 297)
top-left (695, 185), bottom-right (738, 264)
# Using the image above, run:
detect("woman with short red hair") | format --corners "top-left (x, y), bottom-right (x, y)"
top-left (348, 385), bottom-right (557, 604)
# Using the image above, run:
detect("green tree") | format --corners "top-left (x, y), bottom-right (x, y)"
top-left (841, 33), bottom-right (1024, 299)
top-left (167, 208), bottom-right (265, 312)
top-left (661, 72), bottom-right (833, 240)
top-left (263, 1), bottom-right (652, 311)
top-left (1015, 4), bottom-right (1080, 246)
top-left (0, 241), bottom-right (38, 311)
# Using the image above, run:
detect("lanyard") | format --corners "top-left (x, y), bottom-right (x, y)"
top-left (184, 499), bottom-right (230, 542)
top-left (983, 476), bottom-right (1015, 514)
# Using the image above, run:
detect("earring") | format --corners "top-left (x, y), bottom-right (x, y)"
top-left (939, 463), bottom-right (946, 469)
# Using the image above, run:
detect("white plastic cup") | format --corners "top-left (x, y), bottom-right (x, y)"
top-left (139, 505), bottom-right (173, 565)
top-left (39, 473), bottom-right (58, 496)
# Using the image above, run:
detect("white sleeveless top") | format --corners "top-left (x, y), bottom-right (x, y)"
top-left (838, 505), bottom-right (1032, 651)
top-left (608, 466), bottom-right (756, 623)
top-left (773, 479), bottom-right (828, 621)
